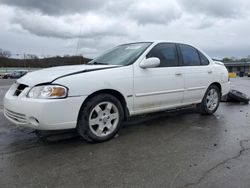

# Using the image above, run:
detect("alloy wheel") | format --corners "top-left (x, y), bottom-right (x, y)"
top-left (89, 102), bottom-right (119, 137)
top-left (206, 88), bottom-right (219, 111)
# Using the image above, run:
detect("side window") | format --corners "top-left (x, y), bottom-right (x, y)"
top-left (179, 44), bottom-right (200, 66)
top-left (198, 51), bottom-right (210, 65)
top-left (146, 43), bottom-right (178, 67)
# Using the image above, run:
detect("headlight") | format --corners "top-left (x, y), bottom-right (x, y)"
top-left (27, 85), bottom-right (68, 99)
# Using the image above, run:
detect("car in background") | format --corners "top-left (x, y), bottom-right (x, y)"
top-left (3, 70), bottom-right (28, 79)
top-left (0, 73), bottom-right (10, 79)
top-left (4, 41), bottom-right (230, 143)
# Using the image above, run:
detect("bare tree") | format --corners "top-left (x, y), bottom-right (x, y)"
top-left (26, 54), bottom-right (38, 59)
top-left (247, 55), bottom-right (250, 62)
top-left (0, 48), bottom-right (11, 58)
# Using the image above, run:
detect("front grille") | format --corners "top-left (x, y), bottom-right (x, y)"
top-left (14, 84), bottom-right (28, 96)
top-left (4, 108), bottom-right (27, 124)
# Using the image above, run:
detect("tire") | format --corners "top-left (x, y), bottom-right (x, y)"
top-left (198, 85), bottom-right (221, 115)
top-left (77, 94), bottom-right (124, 143)
top-left (228, 90), bottom-right (249, 104)
top-left (220, 94), bottom-right (228, 102)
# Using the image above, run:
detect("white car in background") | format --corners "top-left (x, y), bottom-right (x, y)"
top-left (4, 41), bottom-right (230, 142)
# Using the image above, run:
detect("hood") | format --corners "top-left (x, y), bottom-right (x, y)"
top-left (17, 64), bottom-right (119, 86)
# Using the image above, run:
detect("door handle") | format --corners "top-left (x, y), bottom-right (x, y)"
top-left (175, 72), bottom-right (183, 76)
top-left (208, 70), bottom-right (213, 74)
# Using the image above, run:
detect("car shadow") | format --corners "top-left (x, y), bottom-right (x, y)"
top-left (36, 106), bottom-right (199, 143)
top-left (0, 106), bottom-right (222, 156)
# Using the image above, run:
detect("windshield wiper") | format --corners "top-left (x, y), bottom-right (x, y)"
top-left (90, 61), bottom-right (108, 65)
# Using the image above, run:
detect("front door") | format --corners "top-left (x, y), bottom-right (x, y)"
top-left (133, 43), bottom-right (185, 114)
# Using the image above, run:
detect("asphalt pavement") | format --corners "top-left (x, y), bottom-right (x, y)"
top-left (0, 78), bottom-right (250, 188)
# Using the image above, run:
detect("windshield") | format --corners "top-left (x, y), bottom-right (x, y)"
top-left (88, 42), bottom-right (152, 66)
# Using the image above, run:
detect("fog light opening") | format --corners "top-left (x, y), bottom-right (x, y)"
top-left (29, 117), bottom-right (39, 126)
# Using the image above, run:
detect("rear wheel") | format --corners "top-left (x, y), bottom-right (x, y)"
top-left (77, 94), bottom-right (124, 143)
top-left (198, 85), bottom-right (221, 115)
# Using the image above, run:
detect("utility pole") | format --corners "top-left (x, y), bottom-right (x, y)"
top-left (24, 53), bottom-right (27, 68)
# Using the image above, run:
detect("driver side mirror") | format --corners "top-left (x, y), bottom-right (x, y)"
top-left (139, 57), bottom-right (160, 69)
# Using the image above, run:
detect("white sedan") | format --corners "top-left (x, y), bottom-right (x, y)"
top-left (4, 41), bottom-right (230, 142)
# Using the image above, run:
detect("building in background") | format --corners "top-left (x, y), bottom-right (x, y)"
top-left (224, 62), bottom-right (250, 77)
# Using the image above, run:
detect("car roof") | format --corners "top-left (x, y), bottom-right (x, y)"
top-left (124, 41), bottom-right (196, 47)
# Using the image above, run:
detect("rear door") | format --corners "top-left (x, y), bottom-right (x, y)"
top-left (178, 44), bottom-right (212, 104)
top-left (133, 43), bottom-right (185, 113)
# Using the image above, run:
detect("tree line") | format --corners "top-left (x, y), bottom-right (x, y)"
top-left (222, 56), bottom-right (250, 62)
top-left (0, 49), bottom-right (91, 68)
top-left (0, 56), bottom-right (92, 68)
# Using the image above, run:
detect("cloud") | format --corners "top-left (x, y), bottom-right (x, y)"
top-left (0, 0), bottom-right (250, 58)
top-left (177, 0), bottom-right (249, 18)
top-left (0, 5), bottom-right (15, 30)
top-left (128, 0), bottom-right (182, 25)
top-left (4, 0), bottom-right (182, 40)
top-left (174, 0), bottom-right (250, 30)
top-left (75, 36), bottom-right (134, 56)
top-left (181, 15), bottom-right (216, 30)
top-left (12, 11), bottom-right (133, 39)
top-left (0, 0), bottom-right (106, 15)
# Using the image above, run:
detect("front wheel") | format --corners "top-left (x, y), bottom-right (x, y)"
top-left (197, 85), bottom-right (221, 115)
top-left (77, 94), bottom-right (124, 143)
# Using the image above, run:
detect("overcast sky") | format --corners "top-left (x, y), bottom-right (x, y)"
top-left (0, 0), bottom-right (250, 59)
